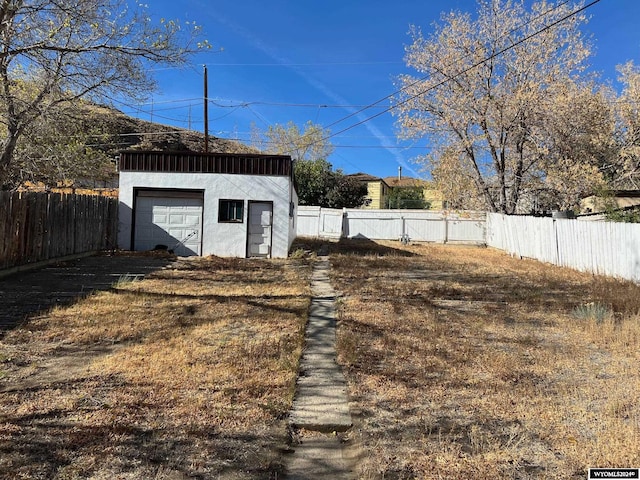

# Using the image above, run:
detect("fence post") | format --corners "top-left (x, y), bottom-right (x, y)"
top-left (553, 218), bottom-right (560, 266)
top-left (444, 214), bottom-right (449, 244)
top-left (342, 208), bottom-right (347, 239)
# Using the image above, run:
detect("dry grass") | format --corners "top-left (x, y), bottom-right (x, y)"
top-left (3, 240), bottom-right (639, 479)
top-left (0, 255), bottom-right (311, 479)
top-left (328, 239), bottom-right (640, 479)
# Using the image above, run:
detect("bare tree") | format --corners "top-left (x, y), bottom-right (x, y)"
top-left (613, 61), bottom-right (640, 189)
top-left (534, 81), bottom-right (616, 210)
top-left (9, 102), bottom-right (118, 188)
top-left (427, 146), bottom-right (487, 210)
top-left (0, 0), bottom-right (207, 187)
top-left (394, 0), bottom-right (600, 213)
top-left (251, 120), bottom-right (369, 207)
top-left (251, 120), bottom-right (334, 162)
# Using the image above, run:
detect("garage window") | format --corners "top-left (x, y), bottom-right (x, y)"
top-left (219, 199), bottom-right (244, 223)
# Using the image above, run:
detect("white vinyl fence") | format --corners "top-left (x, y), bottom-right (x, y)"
top-left (486, 213), bottom-right (640, 283)
top-left (297, 208), bottom-right (640, 283)
top-left (297, 206), bottom-right (486, 244)
top-left (296, 206), bottom-right (344, 239)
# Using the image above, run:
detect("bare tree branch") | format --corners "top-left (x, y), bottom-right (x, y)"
top-left (0, 0), bottom-right (207, 187)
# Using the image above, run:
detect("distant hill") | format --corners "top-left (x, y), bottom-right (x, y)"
top-left (82, 104), bottom-right (257, 155)
top-left (15, 103), bottom-right (259, 192)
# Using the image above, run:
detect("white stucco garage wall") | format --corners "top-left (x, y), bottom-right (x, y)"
top-left (118, 171), bottom-right (296, 258)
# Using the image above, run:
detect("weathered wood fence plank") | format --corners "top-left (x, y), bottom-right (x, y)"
top-left (0, 192), bottom-right (118, 271)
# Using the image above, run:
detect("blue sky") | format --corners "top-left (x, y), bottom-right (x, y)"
top-left (116, 0), bottom-right (640, 180)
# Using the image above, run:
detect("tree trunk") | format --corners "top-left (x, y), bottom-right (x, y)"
top-left (464, 146), bottom-right (498, 212)
top-left (0, 126), bottom-right (20, 188)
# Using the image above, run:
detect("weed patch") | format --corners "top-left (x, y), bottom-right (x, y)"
top-left (572, 302), bottom-right (613, 323)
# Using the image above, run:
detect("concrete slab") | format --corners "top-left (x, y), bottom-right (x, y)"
top-left (0, 253), bottom-right (172, 334)
top-left (289, 257), bottom-right (352, 434)
top-left (286, 434), bottom-right (355, 480)
top-left (286, 256), bottom-right (355, 478)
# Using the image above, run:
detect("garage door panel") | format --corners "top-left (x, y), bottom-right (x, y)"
top-left (134, 194), bottom-right (203, 256)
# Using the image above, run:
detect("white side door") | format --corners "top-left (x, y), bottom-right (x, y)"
top-left (247, 202), bottom-right (273, 258)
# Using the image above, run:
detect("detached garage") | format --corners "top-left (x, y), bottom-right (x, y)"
top-left (117, 151), bottom-right (297, 258)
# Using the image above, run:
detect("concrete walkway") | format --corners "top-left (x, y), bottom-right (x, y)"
top-left (286, 255), bottom-right (354, 479)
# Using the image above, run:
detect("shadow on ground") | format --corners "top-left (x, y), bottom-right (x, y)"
top-left (0, 377), bottom-right (284, 479)
top-left (292, 237), bottom-right (417, 258)
top-left (0, 252), bottom-right (173, 337)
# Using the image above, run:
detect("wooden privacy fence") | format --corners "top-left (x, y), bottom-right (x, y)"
top-left (0, 191), bottom-right (118, 271)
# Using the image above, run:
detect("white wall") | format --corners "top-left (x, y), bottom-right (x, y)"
top-left (296, 206), bottom-right (344, 239)
top-left (297, 206), bottom-right (322, 238)
top-left (119, 171), bottom-right (295, 258)
top-left (485, 214), bottom-right (559, 264)
top-left (346, 210), bottom-right (485, 242)
top-left (297, 208), bottom-right (640, 283)
top-left (288, 186), bottom-right (299, 250)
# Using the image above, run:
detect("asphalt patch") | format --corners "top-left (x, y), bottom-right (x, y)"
top-left (0, 253), bottom-right (173, 336)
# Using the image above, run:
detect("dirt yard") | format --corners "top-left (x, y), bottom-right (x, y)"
top-left (1, 241), bottom-right (639, 479)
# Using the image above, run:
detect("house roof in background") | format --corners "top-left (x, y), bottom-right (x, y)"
top-left (383, 176), bottom-right (434, 188)
top-left (609, 190), bottom-right (640, 198)
top-left (347, 172), bottom-right (387, 184)
top-left (347, 173), bottom-right (439, 189)
top-left (580, 190), bottom-right (640, 214)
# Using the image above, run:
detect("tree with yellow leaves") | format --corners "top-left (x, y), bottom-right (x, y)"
top-left (613, 62), bottom-right (640, 189)
top-left (394, 0), bottom-right (611, 213)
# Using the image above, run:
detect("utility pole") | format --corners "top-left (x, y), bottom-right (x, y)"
top-left (203, 65), bottom-right (209, 153)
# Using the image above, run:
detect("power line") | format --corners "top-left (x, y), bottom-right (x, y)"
top-left (128, 97), bottom-right (201, 106)
top-left (118, 2), bottom-right (577, 137)
top-left (103, 0), bottom-right (600, 165)
top-left (321, 0), bottom-right (602, 144)
top-left (141, 1), bottom-right (581, 166)
top-left (147, 61), bottom-right (403, 70)
top-left (126, 96), bottom-right (392, 111)
top-left (79, 129), bottom-right (431, 151)
top-left (207, 99), bottom-right (390, 109)
top-left (208, 61), bottom-right (403, 67)
top-left (322, 0), bottom-right (577, 132)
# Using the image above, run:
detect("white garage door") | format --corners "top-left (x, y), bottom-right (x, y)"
top-left (134, 193), bottom-right (203, 256)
